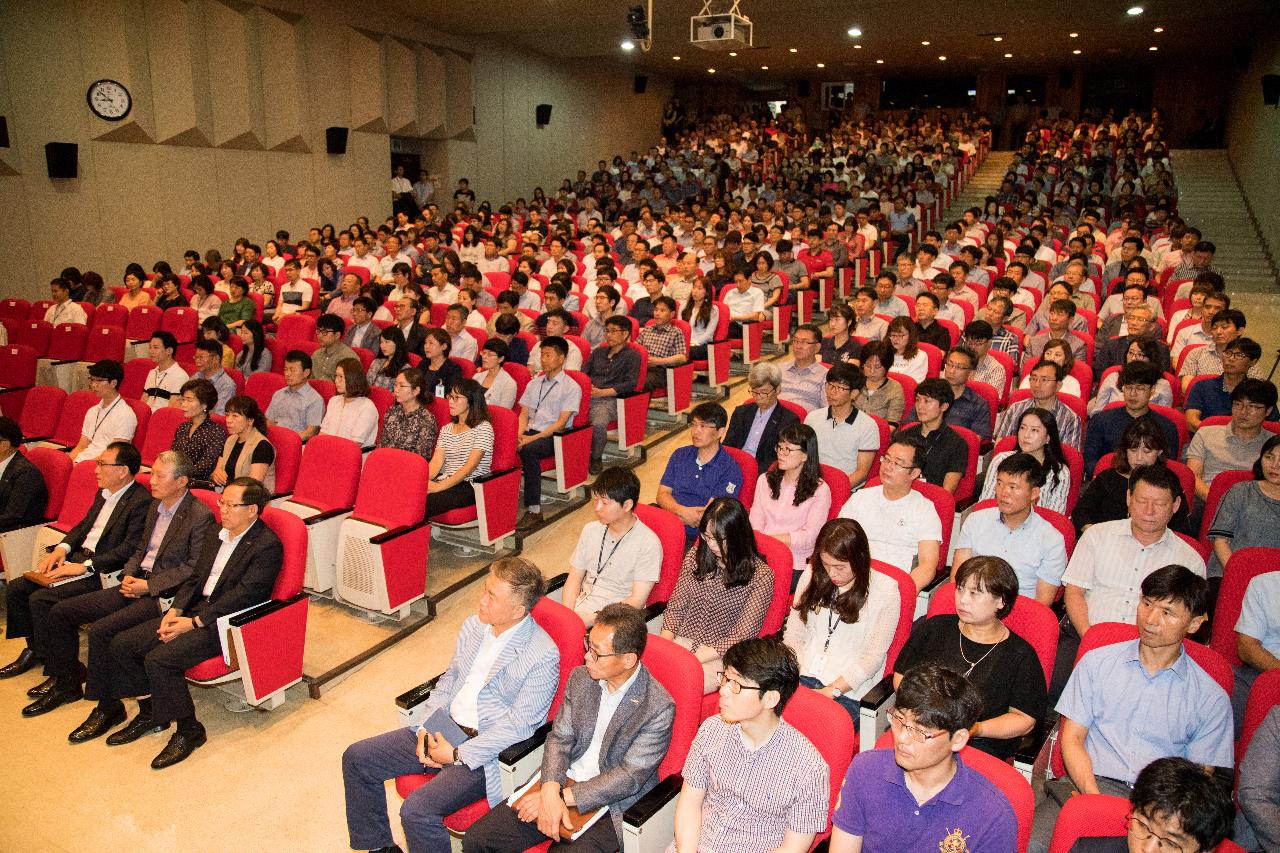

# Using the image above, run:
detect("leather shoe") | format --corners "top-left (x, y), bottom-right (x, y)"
top-left (151, 724), bottom-right (207, 769)
top-left (588, 459), bottom-right (603, 475)
top-left (27, 676), bottom-right (55, 697)
top-left (69, 703), bottom-right (127, 744)
top-left (106, 713), bottom-right (169, 746)
top-left (21, 682), bottom-right (83, 717)
top-left (516, 510), bottom-right (543, 532)
top-left (370, 847), bottom-right (404, 853)
top-left (0, 649), bottom-right (41, 679)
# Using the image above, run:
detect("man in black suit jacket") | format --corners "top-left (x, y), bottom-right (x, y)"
top-left (1092, 309), bottom-right (1171, 376)
top-left (103, 476), bottom-right (282, 768)
top-left (0, 417), bottom-right (48, 531)
top-left (391, 295), bottom-right (427, 358)
top-left (723, 363), bottom-right (800, 473)
top-left (32, 450), bottom-right (215, 734)
top-left (0, 441), bottom-right (150, 686)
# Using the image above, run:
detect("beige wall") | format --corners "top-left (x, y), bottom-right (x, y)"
top-left (1225, 30), bottom-right (1280, 265)
top-left (0, 0), bottom-right (668, 300)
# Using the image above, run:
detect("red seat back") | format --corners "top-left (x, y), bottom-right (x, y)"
top-left (888, 371), bottom-right (917, 416)
top-left (290, 434), bottom-right (363, 510)
top-left (633, 504), bottom-right (685, 606)
top-left (755, 532), bottom-right (794, 636)
top-left (120, 357), bottom-right (154, 400)
top-left (529, 597), bottom-right (587, 719)
top-left (1210, 547), bottom-right (1279, 668)
top-left (276, 313), bottom-right (317, 346)
top-left (1047, 793), bottom-right (1247, 853)
top-left (779, 687), bottom-right (856, 840)
top-left (961, 745), bottom-right (1035, 853)
top-left (874, 560), bottom-right (919, 676)
top-left (81, 325), bottom-right (125, 363)
top-left (259, 506), bottom-right (307, 600)
top-left (721, 445), bottom-right (758, 510)
top-left (47, 322), bottom-right (88, 361)
top-left (139, 406), bottom-right (186, 467)
top-left (265, 425), bottom-right (302, 495)
top-left (91, 303), bottom-right (129, 331)
top-left (353, 448), bottom-right (429, 526)
top-left (641, 635), bottom-right (705, 780)
top-left (0, 344), bottom-right (36, 387)
top-left (16, 320), bottom-right (53, 356)
top-left (1199, 469), bottom-right (1253, 542)
top-left (22, 448), bottom-right (73, 522)
top-left (124, 399), bottom-right (151, 451)
top-left (124, 305), bottom-right (164, 342)
top-left (1240, 669), bottom-right (1280, 768)
top-left (18, 385), bottom-right (66, 441)
top-left (487, 406), bottom-right (519, 472)
top-left (245, 371), bottom-right (286, 414)
top-left (54, 459), bottom-right (100, 530)
top-left (0, 298), bottom-right (30, 323)
top-left (51, 391), bottom-right (100, 448)
top-left (819, 463), bottom-right (852, 521)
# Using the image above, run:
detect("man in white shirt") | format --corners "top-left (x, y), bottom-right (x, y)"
top-left (45, 277), bottom-right (88, 326)
top-left (527, 314), bottom-right (583, 373)
top-left (272, 259), bottom-right (313, 321)
top-left (69, 360), bottom-right (138, 463)
top-left (141, 331), bottom-right (189, 410)
top-left (538, 236), bottom-right (572, 281)
top-left (838, 435), bottom-right (942, 592)
top-left (804, 363), bottom-right (879, 488)
top-left (345, 236), bottom-right (379, 278)
top-left (476, 237), bottom-right (508, 275)
top-left (444, 304), bottom-right (478, 362)
top-left (722, 271), bottom-right (766, 337)
top-left (375, 234), bottom-right (413, 284)
top-left (426, 264), bottom-right (460, 307)
top-left (391, 165), bottom-right (412, 202)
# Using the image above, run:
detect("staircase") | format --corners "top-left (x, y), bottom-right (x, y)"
top-left (939, 151), bottom-right (1015, 223)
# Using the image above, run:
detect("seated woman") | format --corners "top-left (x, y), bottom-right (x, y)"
top-left (212, 394), bottom-right (275, 492)
top-left (980, 406), bottom-right (1071, 513)
top-left (218, 275), bottom-right (256, 330)
top-left (188, 275), bottom-right (220, 322)
top-left (1071, 418), bottom-right (1190, 535)
top-left (892, 555), bottom-right (1046, 760)
top-left (200, 317), bottom-right (236, 371)
top-left (886, 316), bottom-right (930, 382)
top-left (1207, 432), bottom-right (1280, 577)
top-left (234, 319), bottom-right (272, 378)
top-left (425, 379), bottom-right (494, 517)
top-left (1018, 338), bottom-right (1082, 398)
top-left (749, 423), bottom-right (832, 578)
top-left (155, 274), bottom-right (188, 310)
top-left (377, 366), bottom-right (438, 460)
top-left (681, 278), bottom-right (720, 361)
top-left (457, 287), bottom-right (487, 329)
top-left (246, 262), bottom-right (275, 309)
top-left (366, 327), bottom-right (409, 393)
top-left (854, 340), bottom-right (906, 426)
top-left (749, 251), bottom-right (784, 308)
top-left (476, 339), bottom-right (517, 409)
top-left (171, 378), bottom-right (227, 485)
top-left (820, 303), bottom-right (862, 366)
top-left (118, 263), bottom-right (153, 310)
top-left (660, 497), bottom-right (774, 691)
top-left (1089, 336), bottom-right (1173, 414)
top-left (320, 357), bottom-right (379, 447)
top-left (784, 517), bottom-right (901, 725)
top-left (420, 327), bottom-right (462, 399)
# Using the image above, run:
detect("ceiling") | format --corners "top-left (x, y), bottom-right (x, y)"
top-left (400, 0), bottom-right (1271, 81)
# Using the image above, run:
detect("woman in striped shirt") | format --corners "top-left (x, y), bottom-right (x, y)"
top-left (425, 378), bottom-right (494, 518)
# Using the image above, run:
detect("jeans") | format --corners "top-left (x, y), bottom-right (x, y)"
top-left (799, 675), bottom-right (861, 729)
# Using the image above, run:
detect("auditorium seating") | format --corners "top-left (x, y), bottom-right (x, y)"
top-left (274, 434), bottom-right (363, 594)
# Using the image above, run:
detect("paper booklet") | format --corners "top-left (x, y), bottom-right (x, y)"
top-left (508, 774), bottom-right (607, 841)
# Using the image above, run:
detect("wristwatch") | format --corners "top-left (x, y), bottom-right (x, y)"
top-left (829, 686), bottom-right (843, 699)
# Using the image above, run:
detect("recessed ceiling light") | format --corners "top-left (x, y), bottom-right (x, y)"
top-left (672, 55), bottom-right (681, 60)
top-left (1153, 26), bottom-right (1164, 32)
top-left (875, 59), bottom-right (884, 64)
top-left (707, 68), bottom-right (715, 74)
top-left (921, 40), bottom-right (931, 45)
top-left (993, 36), bottom-right (1003, 42)
top-left (1069, 32), bottom-right (1079, 38)
top-left (847, 27), bottom-right (862, 37)
top-left (1127, 5), bottom-right (1144, 15)
top-left (937, 55), bottom-right (947, 61)
top-left (1004, 52), bottom-right (1013, 58)
top-left (760, 65), bottom-right (769, 70)
top-left (728, 51), bottom-right (737, 56)
top-left (620, 39), bottom-right (634, 51)
top-left (854, 44), bottom-right (862, 49)
top-left (1148, 45), bottom-right (1158, 50)
top-left (789, 47), bottom-right (798, 53)
top-left (816, 62), bottom-right (825, 68)
top-left (1072, 48), bottom-right (1082, 54)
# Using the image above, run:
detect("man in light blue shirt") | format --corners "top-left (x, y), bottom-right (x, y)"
top-left (517, 337), bottom-right (581, 529)
top-left (266, 350), bottom-right (325, 441)
top-left (953, 453), bottom-right (1068, 606)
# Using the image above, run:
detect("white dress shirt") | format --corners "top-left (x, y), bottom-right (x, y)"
top-left (450, 621), bottom-right (519, 729)
top-left (567, 667), bottom-right (642, 782)
top-left (202, 524), bottom-right (252, 597)
top-left (61, 481), bottom-right (137, 555)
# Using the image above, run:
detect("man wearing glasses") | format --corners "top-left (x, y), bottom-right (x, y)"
top-left (779, 324), bottom-right (828, 413)
top-left (462, 604), bottom-right (674, 852)
top-left (1184, 338), bottom-right (1270, 432)
top-left (725, 362), bottom-right (799, 475)
top-left (0, 442), bottom-right (150, 696)
top-left (828, 663), bottom-right (1017, 852)
top-left (803, 363), bottom-right (878, 489)
top-left (67, 359), bottom-right (138, 463)
top-left (1185, 378), bottom-right (1278, 521)
top-left (95, 477), bottom-right (282, 768)
top-left (672, 637), bottom-right (829, 853)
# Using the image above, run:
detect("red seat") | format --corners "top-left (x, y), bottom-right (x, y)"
top-left (45, 390), bottom-right (99, 450)
top-left (717, 284), bottom-right (765, 363)
top-left (0, 448), bottom-right (73, 581)
top-left (0, 344), bottom-right (38, 417)
top-left (634, 504), bottom-right (686, 609)
top-left (687, 300), bottom-right (733, 392)
top-left (1209, 547), bottom-right (1279, 669)
top-left (820, 463), bottom-right (852, 521)
top-left (45, 322), bottom-right (88, 363)
top-left (123, 399), bottom-right (151, 452)
top-left (780, 688), bottom-right (857, 846)
top-left (138, 405), bottom-right (186, 468)
top-left (276, 313), bottom-right (317, 347)
top-left (857, 561), bottom-right (921, 754)
top-left (309, 378), bottom-right (335, 406)
top-left (430, 406), bottom-right (522, 548)
top-left (119, 357), bottom-right (154, 401)
top-left (125, 305), bottom-right (164, 344)
top-left (265, 425), bottom-right (302, 496)
top-left (79, 324), bottom-right (126, 365)
top-left (1048, 793), bottom-right (1246, 853)
top-left (1240, 668), bottom-right (1280, 768)
top-left (721, 445), bottom-right (758, 510)
top-left (0, 298), bottom-right (29, 324)
top-left (502, 363), bottom-right (531, 412)
top-left (245, 371), bottom-right (286, 414)
top-left (537, 370), bottom-right (592, 497)
top-left (275, 434), bottom-right (363, 593)
top-left (609, 343), bottom-right (651, 454)
top-left (90, 302), bottom-right (129, 332)
top-left (15, 320), bottom-right (52, 357)
top-left (1199, 469), bottom-right (1253, 543)
top-left (889, 371), bottom-right (917, 416)
top-left (17, 386), bottom-right (66, 443)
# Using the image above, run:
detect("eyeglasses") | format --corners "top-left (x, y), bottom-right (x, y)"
top-left (888, 711), bottom-right (948, 744)
top-left (792, 337), bottom-right (819, 346)
top-left (582, 636), bottom-right (625, 660)
top-left (825, 381), bottom-right (852, 392)
top-left (1126, 812), bottom-right (1193, 853)
top-left (217, 500), bottom-right (250, 509)
top-left (717, 673), bottom-right (766, 694)
top-left (749, 386), bottom-right (777, 398)
top-left (1222, 351), bottom-right (1251, 360)
top-left (95, 460), bottom-right (125, 468)
top-left (1233, 400), bottom-right (1268, 412)
top-left (944, 361), bottom-right (973, 371)
top-left (775, 443), bottom-right (804, 456)
top-left (879, 454), bottom-right (917, 471)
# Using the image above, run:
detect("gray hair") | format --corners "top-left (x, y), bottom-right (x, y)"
top-left (491, 556), bottom-right (546, 613)
top-left (747, 361), bottom-right (782, 389)
top-left (154, 449), bottom-right (194, 482)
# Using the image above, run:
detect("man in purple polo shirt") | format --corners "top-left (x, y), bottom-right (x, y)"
top-left (827, 663), bottom-right (1017, 852)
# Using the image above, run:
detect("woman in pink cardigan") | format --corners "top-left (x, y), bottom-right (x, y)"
top-left (749, 423), bottom-right (832, 587)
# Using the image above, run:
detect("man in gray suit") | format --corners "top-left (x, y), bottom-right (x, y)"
top-left (462, 603), bottom-right (676, 853)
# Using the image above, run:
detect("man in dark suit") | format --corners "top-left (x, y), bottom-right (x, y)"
top-left (33, 450), bottom-right (215, 735)
top-left (0, 416), bottom-right (48, 531)
top-left (0, 441), bottom-right (150, 689)
top-left (102, 476), bottom-right (282, 768)
top-left (461, 603), bottom-right (676, 853)
top-left (1092, 307), bottom-right (1171, 376)
top-left (724, 362), bottom-right (800, 473)
top-left (391, 295), bottom-right (428, 358)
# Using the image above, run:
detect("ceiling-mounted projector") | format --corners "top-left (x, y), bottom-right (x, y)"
top-left (690, 12), bottom-right (752, 50)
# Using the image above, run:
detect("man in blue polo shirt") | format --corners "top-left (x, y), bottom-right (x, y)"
top-left (1185, 337), bottom-right (1274, 432)
top-left (953, 453), bottom-right (1068, 606)
top-left (1082, 361), bottom-right (1181, 476)
top-left (828, 663), bottom-right (1017, 852)
top-left (657, 401), bottom-right (743, 540)
top-left (1028, 565), bottom-right (1234, 853)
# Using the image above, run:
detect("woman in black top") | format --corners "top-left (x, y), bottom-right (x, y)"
top-left (1071, 418), bottom-right (1190, 536)
top-left (820, 303), bottom-right (862, 366)
top-left (419, 327), bottom-right (463, 400)
top-left (893, 555), bottom-right (1046, 760)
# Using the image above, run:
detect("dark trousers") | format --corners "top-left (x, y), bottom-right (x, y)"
top-left (462, 800), bottom-right (620, 853)
top-left (519, 432), bottom-right (556, 508)
top-left (641, 366), bottom-right (666, 394)
top-left (5, 573), bottom-right (103, 659)
top-left (426, 481), bottom-right (478, 518)
top-left (107, 616), bottom-right (221, 723)
top-left (43, 588), bottom-right (161, 695)
top-left (799, 675), bottom-right (861, 729)
top-left (688, 344), bottom-right (708, 362)
top-left (342, 727), bottom-right (487, 853)
top-left (1049, 616), bottom-right (1081, 706)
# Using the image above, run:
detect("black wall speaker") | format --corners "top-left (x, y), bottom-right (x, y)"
top-left (325, 126), bottom-right (349, 155)
top-left (0, 117), bottom-right (8, 148)
top-left (45, 142), bottom-right (78, 179)
top-left (796, 80), bottom-right (811, 98)
top-left (634, 74), bottom-right (648, 94)
top-left (536, 104), bottom-right (552, 126)
top-left (1059, 69), bottom-right (1074, 89)
top-left (1264, 74), bottom-right (1280, 106)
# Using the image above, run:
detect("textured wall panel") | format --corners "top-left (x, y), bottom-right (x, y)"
top-left (204, 0), bottom-right (262, 149)
top-left (443, 51), bottom-right (473, 138)
top-left (79, 0), bottom-right (156, 143)
top-left (384, 37), bottom-right (418, 137)
top-left (145, 0), bottom-right (211, 147)
top-left (348, 28), bottom-right (388, 134)
top-left (253, 6), bottom-right (308, 152)
top-left (415, 45), bottom-right (445, 138)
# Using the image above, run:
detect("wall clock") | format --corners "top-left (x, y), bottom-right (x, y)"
top-left (87, 79), bottom-right (132, 121)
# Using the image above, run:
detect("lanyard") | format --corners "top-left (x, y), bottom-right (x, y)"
top-left (534, 375), bottom-right (559, 411)
top-left (822, 607), bottom-right (841, 652)
top-left (582, 523), bottom-right (634, 599)
top-left (91, 396), bottom-right (124, 439)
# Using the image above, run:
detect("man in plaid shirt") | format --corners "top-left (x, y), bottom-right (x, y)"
top-left (636, 296), bottom-right (688, 393)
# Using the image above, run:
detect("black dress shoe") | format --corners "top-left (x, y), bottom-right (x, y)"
top-left (26, 676), bottom-right (55, 697)
top-left (0, 649), bottom-right (41, 679)
top-left (68, 703), bottom-right (127, 743)
top-left (106, 713), bottom-right (169, 746)
top-left (21, 682), bottom-right (83, 717)
top-left (151, 724), bottom-right (207, 769)
top-left (370, 847), bottom-right (404, 853)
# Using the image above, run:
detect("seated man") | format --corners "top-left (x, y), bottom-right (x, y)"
top-left (528, 311), bottom-right (584, 373)
top-left (561, 468), bottom-right (661, 625)
top-left (443, 304), bottom-right (478, 362)
top-left (1029, 566), bottom-right (1234, 853)
top-left (1024, 299), bottom-right (1088, 362)
top-left (1082, 361), bottom-right (1180, 476)
top-left (313, 313), bottom-right (359, 381)
top-left (491, 312), bottom-right (530, 367)
top-left (0, 416), bottom-right (49, 533)
top-left (953, 452), bottom-right (1068, 605)
top-left (462, 603), bottom-right (674, 853)
top-left (390, 296), bottom-right (428, 358)
top-left (583, 316), bottom-right (642, 474)
top-left (838, 435), bottom-right (942, 591)
top-left (873, 270), bottom-right (910, 318)
top-left (962, 321), bottom-right (1009, 396)
top-left (913, 291), bottom-right (953, 352)
top-left (343, 559), bottom-right (557, 853)
top-left (803, 363), bottom-right (878, 489)
top-left (141, 331), bottom-right (190, 410)
top-left (1185, 337), bottom-right (1269, 431)
top-left (630, 269), bottom-right (665, 328)
top-left (898, 377), bottom-right (967, 494)
top-left (516, 337), bottom-right (581, 530)
top-left (1237, 705), bottom-right (1280, 853)
top-left (929, 273), bottom-right (968, 328)
top-left (852, 286), bottom-right (890, 341)
top-left (1180, 308), bottom-right (1265, 391)
top-left (266, 350), bottom-right (325, 441)
top-left (726, 362), bottom-right (800, 475)
top-left (44, 276), bottom-right (88, 325)
top-left (635, 296), bottom-right (688, 394)
top-left (1071, 756), bottom-right (1234, 853)
top-left (45, 451), bottom-right (214, 736)
top-left (99, 477), bottom-right (282, 768)
top-left (69, 360), bottom-right (139, 463)
top-left (1232, 565), bottom-right (1280, 734)
top-left (982, 295), bottom-right (1021, 357)
top-left (939, 346), bottom-right (993, 440)
top-left (828, 663), bottom-right (1018, 853)
top-left (345, 296), bottom-right (381, 352)
top-left (1094, 307), bottom-right (1170, 376)
top-left (672, 637), bottom-right (829, 853)
top-left (657, 401), bottom-right (744, 541)
top-left (0, 441), bottom-right (150, 690)
top-left (995, 360), bottom-right (1083, 449)
top-left (192, 339), bottom-right (236, 416)
top-left (778, 324), bottom-right (827, 412)
top-left (1185, 378), bottom-right (1276, 504)
top-left (581, 283), bottom-right (621, 347)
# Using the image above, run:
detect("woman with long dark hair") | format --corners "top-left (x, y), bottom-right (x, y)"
top-left (234, 319), bottom-right (271, 377)
top-left (425, 379), bottom-right (494, 517)
top-left (680, 278), bottom-right (719, 361)
top-left (367, 327), bottom-right (410, 392)
top-left (980, 407), bottom-right (1071, 513)
top-left (1072, 418), bottom-right (1190, 534)
top-left (749, 424), bottom-right (832, 573)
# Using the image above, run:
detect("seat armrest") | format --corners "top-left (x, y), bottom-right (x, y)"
top-left (622, 774), bottom-right (683, 826)
top-left (554, 422), bottom-right (590, 438)
top-left (615, 388), bottom-right (645, 399)
top-left (395, 674), bottom-right (443, 712)
top-left (227, 592), bottom-right (307, 627)
top-left (643, 600), bottom-right (666, 622)
top-left (302, 506), bottom-right (355, 524)
top-left (545, 573), bottom-right (568, 594)
top-left (472, 465), bottom-right (516, 484)
top-left (859, 674), bottom-right (894, 754)
top-left (498, 721), bottom-right (553, 766)
top-left (0, 518), bottom-right (43, 535)
top-left (370, 520), bottom-right (431, 545)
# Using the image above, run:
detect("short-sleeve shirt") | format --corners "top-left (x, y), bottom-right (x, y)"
top-left (1061, 519), bottom-right (1206, 621)
top-left (956, 507), bottom-right (1069, 597)
top-left (1057, 640), bottom-right (1235, 784)
top-left (78, 397), bottom-right (138, 460)
top-left (142, 364), bottom-right (190, 410)
top-left (435, 421), bottom-right (494, 481)
top-left (266, 383), bottom-right (325, 433)
top-left (1207, 481), bottom-right (1280, 575)
top-left (804, 407), bottom-right (879, 476)
top-left (832, 749), bottom-right (1017, 851)
top-left (779, 360), bottom-right (827, 412)
top-left (519, 370), bottom-right (581, 433)
top-left (722, 285), bottom-right (765, 319)
top-left (898, 424), bottom-right (967, 489)
top-left (1236, 572), bottom-right (1280, 658)
top-left (838, 486), bottom-right (943, 573)
top-left (659, 445), bottom-right (744, 536)
top-left (568, 518), bottom-right (662, 619)
top-left (1185, 425), bottom-right (1271, 488)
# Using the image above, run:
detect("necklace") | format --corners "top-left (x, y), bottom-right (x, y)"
top-left (957, 625), bottom-right (1004, 678)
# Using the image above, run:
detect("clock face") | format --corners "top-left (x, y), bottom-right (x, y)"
top-left (87, 79), bottom-right (131, 121)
